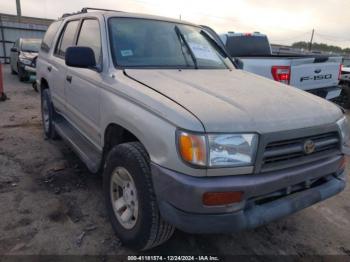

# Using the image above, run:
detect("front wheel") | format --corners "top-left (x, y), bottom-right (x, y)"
top-left (32, 82), bottom-right (38, 92)
top-left (17, 65), bottom-right (29, 82)
top-left (103, 142), bottom-right (175, 250)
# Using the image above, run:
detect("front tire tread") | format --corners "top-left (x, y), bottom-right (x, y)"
top-left (104, 142), bottom-right (175, 250)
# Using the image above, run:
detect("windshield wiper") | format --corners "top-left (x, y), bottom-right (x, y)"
top-left (174, 25), bottom-right (198, 69)
top-left (200, 29), bottom-right (237, 69)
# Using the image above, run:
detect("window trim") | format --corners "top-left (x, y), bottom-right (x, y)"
top-left (53, 19), bottom-right (81, 59)
top-left (75, 17), bottom-right (103, 67)
top-left (41, 21), bottom-right (62, 53)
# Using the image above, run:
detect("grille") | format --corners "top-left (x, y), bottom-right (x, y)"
top-left (251, 175), bottom-right (331, 205)
top-left (262, 132), bottom-right (340, 171)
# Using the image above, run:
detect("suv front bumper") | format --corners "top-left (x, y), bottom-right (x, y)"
top-left (151, 155), bottom-right (346, 234)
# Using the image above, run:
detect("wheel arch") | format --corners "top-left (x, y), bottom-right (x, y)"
top-left (102, 123), bottom-right (149, 159)
top-left (40, 78), bottom-right (49, 92)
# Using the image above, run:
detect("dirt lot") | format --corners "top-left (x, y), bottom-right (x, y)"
top-left (1, 64), bottom-right (350, 257)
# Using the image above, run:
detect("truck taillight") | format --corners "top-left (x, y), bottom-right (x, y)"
top-left (271, 66), bottom-right (291, 84)
top-left (339, 64), bottom-right (343, 80)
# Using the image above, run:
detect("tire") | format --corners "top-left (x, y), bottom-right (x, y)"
top-left (11, 66), bottom-right (17, 75)
top-left (41, 89), bottom-right (58, 139)
top-left (32, 82), bottom-right (38, 92)
top-left (17, 64), bottom-right (28, 82)
top-left (342, 84), bottom-right (350, 109)
top-left (103, 142), bottom-right (175, 250)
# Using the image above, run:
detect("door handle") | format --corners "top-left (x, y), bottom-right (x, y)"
top-left (47, 66), bottom-right (52, 72)
top-left (66, 75), bottom-right (72, 83)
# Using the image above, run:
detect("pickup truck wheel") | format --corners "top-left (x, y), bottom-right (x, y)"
top-left (41, 89), bottom-right (58, 139)
top-left (341, 84), bottom-right (350, 109)
top-left (103, 142), bottom-right (175, 250)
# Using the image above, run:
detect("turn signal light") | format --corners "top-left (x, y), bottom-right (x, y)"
top-left (178, 132), bottom-right (206, 166)
top-left (202, 191), bottom-right (243, 206)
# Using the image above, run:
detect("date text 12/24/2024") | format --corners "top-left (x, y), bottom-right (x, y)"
top-left (128, 256), bottom-right (220, 261)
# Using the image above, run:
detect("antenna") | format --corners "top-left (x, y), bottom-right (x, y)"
top-left (60, 7), bottom-right (123, 19)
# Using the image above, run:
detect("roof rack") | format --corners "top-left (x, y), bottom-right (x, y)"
top-left (81, 7), bottom-right (123, 13)
top-left (61, 12), bottom-right (81, 18)
top-left (61, 7), bottom-right (122, 19)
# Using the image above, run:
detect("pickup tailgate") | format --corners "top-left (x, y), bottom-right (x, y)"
top-left (290, 56), bottom-right (341, 91)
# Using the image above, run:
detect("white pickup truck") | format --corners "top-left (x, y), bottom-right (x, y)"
top-left (338, 58), bottom-right (350, 107)
top-left (341, 58), bottom-right (350, 81)
top-left (219, 32), bottom-right (342, 100)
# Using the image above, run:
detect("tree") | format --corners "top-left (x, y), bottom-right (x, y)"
top-left (292, 41), bottom-right (349, 54)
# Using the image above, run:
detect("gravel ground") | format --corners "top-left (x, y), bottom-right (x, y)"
top-left (1, 64), bottom-right (350, 258)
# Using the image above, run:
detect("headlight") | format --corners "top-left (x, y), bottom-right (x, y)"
top-left (177, 131), bottom-right (258, 168)
top-left (337, 116), bottom-right (350, 147)
top-left (19, 58), bottom-right (32, 65)
top-left (208, 134), bottom-right (258, 167)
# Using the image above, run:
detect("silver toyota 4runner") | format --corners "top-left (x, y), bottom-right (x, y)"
top-left (37, 8), bottom-right (349, 250)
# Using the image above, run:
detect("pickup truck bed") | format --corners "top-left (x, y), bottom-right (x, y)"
top-left (219, 32), bottom-right (342, 100)
top-left (238, 55), bottom-right (342, 99)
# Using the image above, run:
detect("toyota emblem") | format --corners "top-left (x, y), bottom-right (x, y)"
top-left (303, 140), bottom-right (315, 154)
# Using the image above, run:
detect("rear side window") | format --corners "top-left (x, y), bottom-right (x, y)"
top-left (55, 20), bottom-right (80, 58)
top-left (41, 21), bottom-right (62, 53)
top-left (77, 19), bottom-right (102, 64)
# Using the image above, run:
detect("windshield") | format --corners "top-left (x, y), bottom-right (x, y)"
top-left (108, 18), bottom-right (233, 69)
top-left (21, 39), bottom-right (41, 52)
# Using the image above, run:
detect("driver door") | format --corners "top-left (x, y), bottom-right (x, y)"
top-left (64, 18), bottom-right (103, 148)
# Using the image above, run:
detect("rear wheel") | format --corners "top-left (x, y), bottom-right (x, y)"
top-left (341, 84), bottom-right (350, 109)
top-left (103, 142), bottom-right (175, 250)
top-left (334, 83), bottom-right (350, 109)
top-left (11, 66), bottom-right (17, 75)
top-left (41, 89), bottom-right (58, 139)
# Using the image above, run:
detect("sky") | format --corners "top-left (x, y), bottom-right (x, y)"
top-left (1, 0), bottom-right (349, 48)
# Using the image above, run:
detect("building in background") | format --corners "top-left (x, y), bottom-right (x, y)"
top-left (0, 13), bottom-right (53, 63)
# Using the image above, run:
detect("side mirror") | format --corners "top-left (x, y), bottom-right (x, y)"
top-left (65, 46), bottom-right (96, 68)
top-left (10, 47), bottom-right (18, 52)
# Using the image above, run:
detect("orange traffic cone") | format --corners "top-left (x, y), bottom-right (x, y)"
top-left (0, 63), bottom-right (7, 101)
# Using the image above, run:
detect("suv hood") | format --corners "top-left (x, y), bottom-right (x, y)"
top-left (19, 51), bottom-right (38, 60)
top-left (125, 69), bottom-right (342, 133)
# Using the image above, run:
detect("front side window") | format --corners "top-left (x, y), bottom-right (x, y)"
top-left (108, 18), bottom-right (233, 69)
top-left (55, 20), bottom-right (80, 57)
top-left (77, 19), bottom-right (102, 64)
